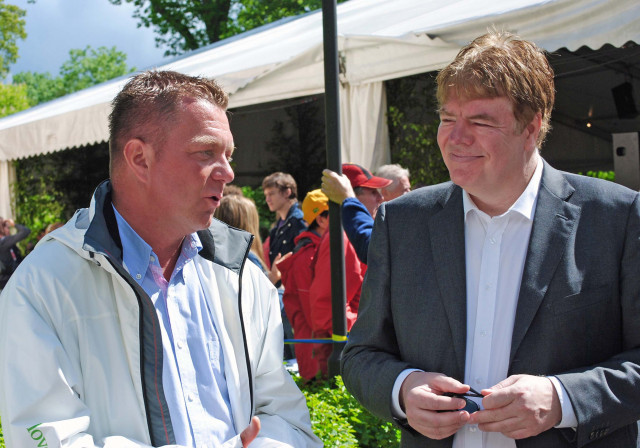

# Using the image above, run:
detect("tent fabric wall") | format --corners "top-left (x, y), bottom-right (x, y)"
top-left (0, 161), bottom-right (16, 219)
top-left (339, 81), bottom-right (390, 169)
top-left (0, 0), bottom-right (638, 202)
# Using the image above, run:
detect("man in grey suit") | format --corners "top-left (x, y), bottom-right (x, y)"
top-left (341, 30), bottom-right (640, 448)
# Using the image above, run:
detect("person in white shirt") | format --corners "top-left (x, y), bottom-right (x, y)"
top-left (341, 30), bottom-right (640, 448)
top-left (0, 70), bottom-right (321, 448)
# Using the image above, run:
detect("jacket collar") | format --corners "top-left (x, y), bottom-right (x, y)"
top-left (510, 160), bottom-right (579, 364)
top-left (82, 180), bottom-right (252, 274)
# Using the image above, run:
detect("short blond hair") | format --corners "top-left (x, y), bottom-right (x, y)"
top-left (436, 30), bottom-right (555, 147)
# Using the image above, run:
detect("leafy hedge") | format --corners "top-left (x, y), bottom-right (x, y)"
top-left (297, 375), bottom-right (401, 447)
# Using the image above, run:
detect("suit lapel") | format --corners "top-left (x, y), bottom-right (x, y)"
top-left (510, 162), bottom-right (581, 363)
top-left (428, 185), bottom-right (467, 377)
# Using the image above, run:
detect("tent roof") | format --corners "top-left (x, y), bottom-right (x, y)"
top-left (1, 0), bottom-right (638, 161)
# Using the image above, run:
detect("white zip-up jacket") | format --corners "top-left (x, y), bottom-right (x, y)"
top-left (0, 181), bottom-right (322, 448)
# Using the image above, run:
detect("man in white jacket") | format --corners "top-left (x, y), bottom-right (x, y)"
top-left (0, 71), bottom-right (322, 448)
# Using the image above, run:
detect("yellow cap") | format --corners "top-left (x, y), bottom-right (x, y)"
top-left (302, 189), bottom-right (329, 225)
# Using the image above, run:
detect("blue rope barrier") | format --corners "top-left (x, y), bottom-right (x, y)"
top-left (284, 338), bottom-right (347, 344)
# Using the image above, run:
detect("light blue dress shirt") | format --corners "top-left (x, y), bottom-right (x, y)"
top-left (113, 206), bottom-right (236, 448)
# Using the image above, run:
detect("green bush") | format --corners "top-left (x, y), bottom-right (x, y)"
top-left (579, 170), bottom-right (615, 181)
top-left (298, 375), bottom-right (401, 447)
top-left (11, 175), bottom-right (66, 255)
top-left (0, 415), bottom-right (5, 448)
top-left (241, 185), bottom-right (272, 240)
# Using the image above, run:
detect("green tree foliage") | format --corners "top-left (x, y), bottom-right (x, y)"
top-left (0, 0), bottom-right (26, 78)
top-left (12, 46), bottom-right (134, 106)
top-left (386, 73), bottom-right (449, 188)
top-left (10, 48), bottom-right (134, 247)
top-left (0, 82), bottom-right (29, 117)
top-left (108, 0), bottom-right (346, 56)
top-left (11, 71), bottom-right (63, 106)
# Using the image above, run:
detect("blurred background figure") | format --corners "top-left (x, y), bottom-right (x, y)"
top-left (262, 171), bottom-right (307, 361)
top-left (321, 163), bottom-right (392, 264)
top-left (307, 184), bottom-right (366, 377)
top-left (0, 218), bottom-right (30, 290)
top-left (278, 189), bottom-right (329, 381)
top-left (222, 184), bottom-right (244, 197)
top-left (261, 172), bottom-right (307, 272)
top-left (214, 194), bottom-right (267, 273)
top-left (375, 164), bottom-right (411, 201)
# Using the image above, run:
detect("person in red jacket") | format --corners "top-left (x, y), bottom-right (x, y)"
top-left (308, 194), bottom-right (367, 377)
top-left (278, 189), bottom-right (329, 381)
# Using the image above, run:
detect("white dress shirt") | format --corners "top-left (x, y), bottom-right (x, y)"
top-left (114, 206), bottom-right (236, 448)
top-left (392, 157), bottom-right (576, 447)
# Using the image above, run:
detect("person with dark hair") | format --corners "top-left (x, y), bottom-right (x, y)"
top-left (0, 70), bottom-right (320, 448)
top-left (342, 31), bottom-right (640, 448)
top-left (261, 172), bottom-right (307, 361)
top-left (261, 172), bottom-right (307, 271)
top-left (0, 218), bottom-right (30, 289)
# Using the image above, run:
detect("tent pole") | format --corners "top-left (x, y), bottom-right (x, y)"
top-left (322, 0), bottom-right (347, 379)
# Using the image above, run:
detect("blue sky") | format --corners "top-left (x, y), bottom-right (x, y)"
top-left (8, 0), bottom-right (171, 77)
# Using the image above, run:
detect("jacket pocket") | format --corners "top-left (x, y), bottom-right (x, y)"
top-left (552, 283), bottom-right (612, 315)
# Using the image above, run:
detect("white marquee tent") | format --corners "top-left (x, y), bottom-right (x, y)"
top-left (1, 0), bottom-right (638, 218)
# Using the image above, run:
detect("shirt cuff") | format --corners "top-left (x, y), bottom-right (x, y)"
top-left (548, 376), bottom-right (578, 429)
top-left (391, 369), bottom-right (423, 418)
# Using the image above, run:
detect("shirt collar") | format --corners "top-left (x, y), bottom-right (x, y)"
top-left (112, 204), bottom-right (203, 284)
top-left (463, 156), bottom-right (543, 222)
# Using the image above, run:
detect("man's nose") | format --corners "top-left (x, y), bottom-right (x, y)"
top-left (449, 121), bottom-right (472, 145)
top-left (212, 157), bottom-right (235, 183)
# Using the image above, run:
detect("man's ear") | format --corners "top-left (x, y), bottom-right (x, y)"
top-left (122, 138), bottom-right (153, 184)
top-left (524, 112), bottom-right (542, 150)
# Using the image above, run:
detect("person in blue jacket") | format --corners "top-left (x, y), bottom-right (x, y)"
top-left (321, 163), bottom-right (399, 264)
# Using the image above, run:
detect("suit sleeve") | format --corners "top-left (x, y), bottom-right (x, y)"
top-left (340, 203), bottom-right (414, 421)
top-left (555, 192), bottom-right (640, 447)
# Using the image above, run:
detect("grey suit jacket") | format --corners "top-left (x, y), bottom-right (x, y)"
top-left (341, 162), bottom-right (640, 448)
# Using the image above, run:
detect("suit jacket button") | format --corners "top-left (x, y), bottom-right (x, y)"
top-left (589, 431), bottom-right (596, 440)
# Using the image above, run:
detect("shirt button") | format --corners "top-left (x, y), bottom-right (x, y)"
top-left (149, 256), bottom-right (155, 263)
top-left (469, 426), bottom-right (477, 432)
top-left (480, 330), bottom-right (487, 337)
top-left (475, 378), bottom-right (482, 385)
top-left (136, 273), bottom-right (142, 280)
top-left (187, 393), bottom-right (194, 402)
top-left (283, 240), bottom-right (287, 244)
top-left (177, 341), bottom-right (184, 349)
top-left (490, 238), bottom-right (496, 244)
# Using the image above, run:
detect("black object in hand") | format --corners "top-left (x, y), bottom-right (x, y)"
top-left (439, 388), bottom-right (483, 414)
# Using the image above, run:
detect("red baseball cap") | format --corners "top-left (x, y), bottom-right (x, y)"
top-left (342, 163), bottom-right (392, 189)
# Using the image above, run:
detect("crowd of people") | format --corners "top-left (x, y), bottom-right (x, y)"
top-left (211, 161), bottom-right (410, 381)
top-left (0, 29), bottom-right (638, 448)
